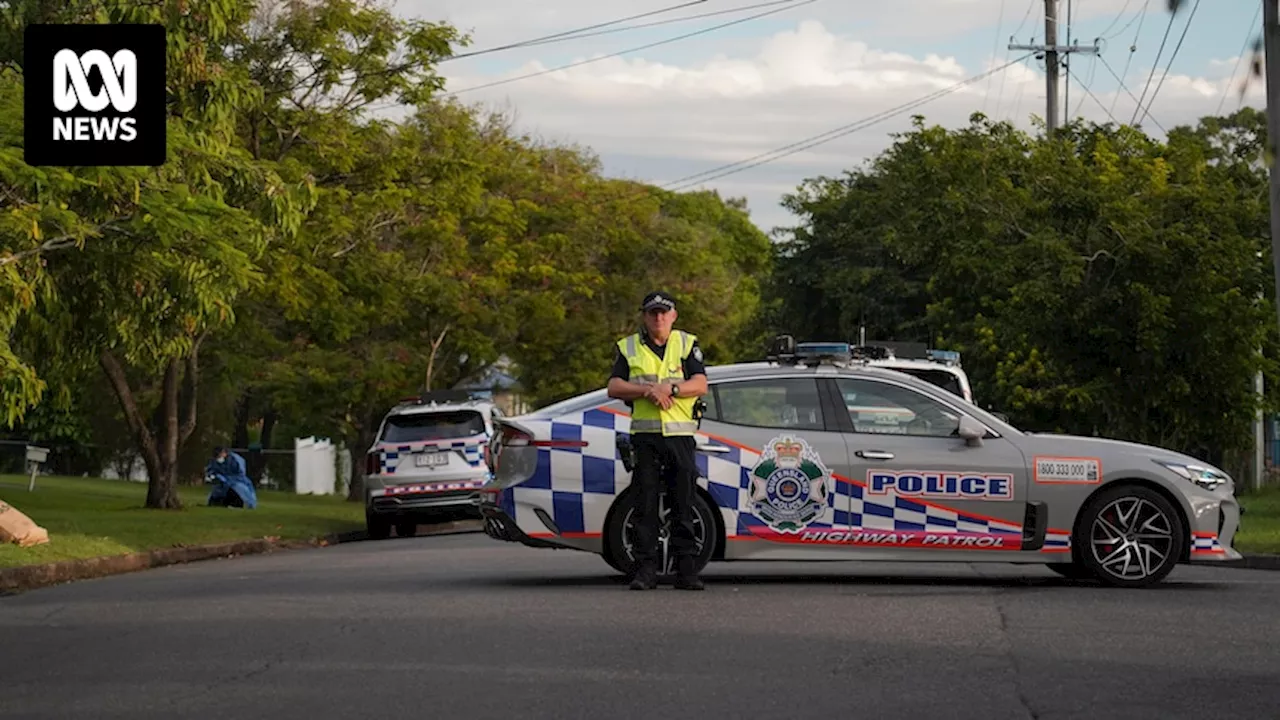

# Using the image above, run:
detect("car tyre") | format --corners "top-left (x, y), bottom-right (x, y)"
top-left (396, 521), bottom-right (418, 538)
top-left (366, 509), bottom-right (392, 540)
top-left (603, 486), bottom-right (717, 579)
top-left (1075, 484), bottom-right (1185, 589)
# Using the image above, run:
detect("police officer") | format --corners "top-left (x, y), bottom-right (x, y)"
top-left (607, 291), bottom-right (708, 591)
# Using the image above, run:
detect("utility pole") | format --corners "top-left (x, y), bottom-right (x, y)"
top-left (1008, 0), bottom-right (1099, 135)
top-left (1263, 0), bottom-right (1280, 490)
top-left (1265, 0), bottom-right (1280, 341)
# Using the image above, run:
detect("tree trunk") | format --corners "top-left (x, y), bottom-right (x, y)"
top-left (346, 412), bottom-right (379, 502)
top-left (250, 405), bottom-right (277, 484)
top-left (99, 336), bottom-right (206, 510)
top-left (424, 324), bottom-right (451, 391)
top-left (233, 390), bottom-right (251, 450)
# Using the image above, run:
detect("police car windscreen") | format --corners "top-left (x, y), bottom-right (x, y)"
top-left (895, 369), bottom-right (963, 397)
top-left (382, 411), bottom-right (485, 442)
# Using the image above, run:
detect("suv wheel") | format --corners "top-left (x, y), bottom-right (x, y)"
top-left (366, 509), bottom-right (392, 540)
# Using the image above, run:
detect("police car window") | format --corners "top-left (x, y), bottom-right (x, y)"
top-left (381, 411), bottom-right (486, 442)
top-left (836, 378), bottom-right (959, 438)
top-left (701, 387), bottom-right (720, 421)
top-left (713, 378), bottom-right (824, 430)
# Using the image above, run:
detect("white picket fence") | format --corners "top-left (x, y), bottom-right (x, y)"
top-left (294, 436), bottom-right (351, 496)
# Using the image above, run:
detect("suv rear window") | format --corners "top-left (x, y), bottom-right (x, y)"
top-left (891, 368), bottom-right (964, 398)
top-left (381, 411), bottom-right (486, 443)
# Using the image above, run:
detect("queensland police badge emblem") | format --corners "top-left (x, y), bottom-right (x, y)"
top-left (748, 435), bottom-right (833, 533)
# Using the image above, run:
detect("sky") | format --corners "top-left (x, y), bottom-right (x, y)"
top-left (375, 0), bottom-right (1268, 235)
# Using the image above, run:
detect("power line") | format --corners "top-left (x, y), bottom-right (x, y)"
top-left (1072, 53), bottom-right (1097, 118)
top-left (442, 1), bottom-right (709, 61)
top-left (994, 0), bottom-right (1035, 120)
top-left (1067, 63), bottom-right (1119, 124)
top-left (1130, 9), bottom-right (1176, 124)
top-left (983, 0), bottom-right (1008, 115)
top-left (1011, 54), bottom-right (1032, 122)
top-left (1010, 0), bottom-right (1037, 38)
top-left (444, 0), bottom-right (818, 97)
top-left (1095, 0), bottom-right (1135, 39)
top-left (1104, 0), bottom-right (1150, 40)
top-left (461, 0), bottom-right (801, 54)
top-left (1134, 0), bottom-right (1199, 128)
top-left (661, 53), bottom-right (1034, 191)
top-left (1107, 0), bottom-right (1149, 118)
top-left (1216, 1), bottom-right (1261, 115)
top-left (1098, 54), bottom-right (1166, 132)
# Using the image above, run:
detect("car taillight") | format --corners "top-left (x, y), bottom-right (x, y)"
top-left (496, 424), bottom-right (588, 451)
top-left (501, 425), bottom-right (533, 446)
top-left (365, 451), bottom-right (379, 475)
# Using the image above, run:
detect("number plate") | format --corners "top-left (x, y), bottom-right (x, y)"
top-left (415, 451), bottom-right (448, 467)
top-left (1033, 456), bottom-right (1101, 484)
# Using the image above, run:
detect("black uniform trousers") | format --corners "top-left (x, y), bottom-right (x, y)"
top-left (629, 432), bottom-right (699, 568)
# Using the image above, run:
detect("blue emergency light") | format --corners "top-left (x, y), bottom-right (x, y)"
top-left (926, 349), bottom-right (961, 365)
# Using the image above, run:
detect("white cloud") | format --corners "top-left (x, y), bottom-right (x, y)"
top-left (397, 0), bottom-right (1144, 44)
top-left (380, 4), bottom-right (1266, 233)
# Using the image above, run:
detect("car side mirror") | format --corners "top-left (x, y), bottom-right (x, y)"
top-left (958, 415), bottom-right (985, 447)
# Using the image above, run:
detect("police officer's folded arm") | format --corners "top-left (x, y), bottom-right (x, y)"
top-left (608, 376), bottom-right (653, 401)
top-left (677, 374), bottom-right (708, 397)
top-left (607, 349), bottom-right (652, 401)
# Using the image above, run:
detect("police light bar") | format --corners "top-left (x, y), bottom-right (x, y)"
top-left (401, 389), bottom-right (479, 405)
top-left (850, 345), bottom-right (894, 360)
top-left (926, 349), bottom-right (961, 366)
top-left (794, 342), bottom-right (853, 364)
top-left (796, 342), bottom-right (851, 356)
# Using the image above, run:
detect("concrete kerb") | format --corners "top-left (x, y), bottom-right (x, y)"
top-left (1227, 553), bottom-right (1280, 571)
top-left (0, 519), bottom-right (483, 595)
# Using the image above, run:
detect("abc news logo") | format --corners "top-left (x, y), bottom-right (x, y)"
top-left (53, 49), bottom-right (140, 142)
top-left (24, 24), bottom-right (166, 167)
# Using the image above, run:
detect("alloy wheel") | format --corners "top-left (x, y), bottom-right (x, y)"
top-left (619, 497), bottom-right (708, 576)
top-left (1088, 496), bottom-right (1176, 581)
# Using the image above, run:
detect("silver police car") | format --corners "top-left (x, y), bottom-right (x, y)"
top-left (478, 338), bottom-right (1241, 588)
top-left (363, 391), bottom-right (501, 539)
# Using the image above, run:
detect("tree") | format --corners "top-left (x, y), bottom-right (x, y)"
top-left (771, 112), bottom-right (1279, 463)
top-left (1, 0), bottom-right (314, 507)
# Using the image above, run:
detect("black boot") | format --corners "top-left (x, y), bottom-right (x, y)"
top-left (629, 562), bottom-right (657, 590)
top-left (674, 556), bottom-right (704, 591)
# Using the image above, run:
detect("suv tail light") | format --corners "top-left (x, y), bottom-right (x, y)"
top-left (365, 451), bottom-right (379, 476)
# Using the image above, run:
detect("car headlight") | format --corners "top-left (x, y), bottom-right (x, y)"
top-left (1154, 459), bottom-right (1230, 490)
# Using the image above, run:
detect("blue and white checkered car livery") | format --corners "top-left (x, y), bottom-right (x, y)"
top-left (377, 435), bottom-right (487, 476)
top-left (492, 407), bottom-right (1038, 552)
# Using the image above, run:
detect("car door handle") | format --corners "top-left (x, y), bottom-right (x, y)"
top-left (856, 450), bottom-right (894, 460)
top-left (698, 443), bottom-right (732, 454)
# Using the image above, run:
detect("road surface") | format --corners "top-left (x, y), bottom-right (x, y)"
top-left (3, 532), bottom-right (1279, 719)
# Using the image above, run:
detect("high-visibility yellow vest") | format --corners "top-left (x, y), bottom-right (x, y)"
top-left (618, 330), bottom-right (699, 436)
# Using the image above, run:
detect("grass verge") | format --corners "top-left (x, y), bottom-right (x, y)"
top-left (0, 475), bottom-right (363, 569)
top-left (1237, 486), bottom-right (1280, 555)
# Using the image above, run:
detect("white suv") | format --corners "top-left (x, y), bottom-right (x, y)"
top-left (864, 348), bottom-right (973, 402)
top-left (363, 391), bottom-right (501, 539)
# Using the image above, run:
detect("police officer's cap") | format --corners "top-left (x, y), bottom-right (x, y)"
top-left (640, 291), bottom-right (677, 312)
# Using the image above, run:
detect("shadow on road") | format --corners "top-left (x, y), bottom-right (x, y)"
top-left (459, 570), bottom-right (1230, 592)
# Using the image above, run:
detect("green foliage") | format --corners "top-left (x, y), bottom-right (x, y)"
top-left (1, 0), bottom-right (772, 506)
top-left (774, 112), bottom-right (1279, 463)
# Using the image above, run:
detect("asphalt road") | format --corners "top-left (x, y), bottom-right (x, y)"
top-left (3, 533), bottom-right (1280, 720)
